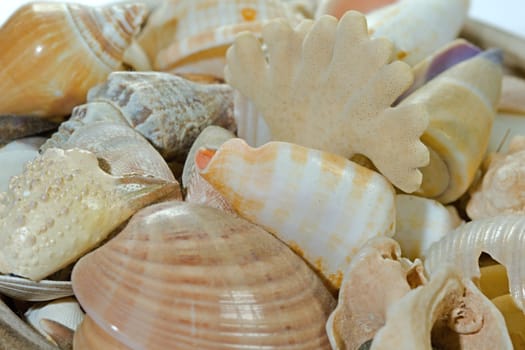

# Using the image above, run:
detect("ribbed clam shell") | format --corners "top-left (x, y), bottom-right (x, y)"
top-left (0, 148), bottom-right (179, 281)
top-left (0, 275), bottom-right (72, 302)
top-left (0, 2), bottom-right (147, 118)
top-left (87, 72), bottom-right (236, 160)
top-left (424, 215), bottom-right (525, 313)
top-left (42, 104), bottom-right (177, 184)
top-left (401, 49), bottom-right (503, 203)
top-left (182, 126), bottom-right (235, 212)
top-left (74, 315), bottom-right (131, 350)
top-left (197, 139), bottom-right (396, 290)
top-left (72, 201), bottom-right (335, 349)
top-left (149, 0), bottom-right (298, 73)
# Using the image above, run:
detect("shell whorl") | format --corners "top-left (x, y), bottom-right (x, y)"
top-left (66, 3), bottom-right (148, 70)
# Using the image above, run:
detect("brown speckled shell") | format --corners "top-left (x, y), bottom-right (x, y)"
top-left (72, 201), bottom-right (335, 349)
top-left (87, 72), bottom-right (236, 160)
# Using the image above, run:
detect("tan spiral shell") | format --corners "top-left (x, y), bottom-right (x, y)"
top-left (0, 2), bottom-right (147, 118)
top-left (72, 201), bottom-right (335, 349)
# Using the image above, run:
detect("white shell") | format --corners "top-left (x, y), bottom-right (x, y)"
top-left (0, 137), bottom-right (45, 192)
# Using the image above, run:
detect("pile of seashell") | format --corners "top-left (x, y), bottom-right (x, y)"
top-left (1, 0), bottom-right (525, 348)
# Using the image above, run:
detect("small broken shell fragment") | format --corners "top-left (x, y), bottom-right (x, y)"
top-left (371, 267), bottom-right (512, 349)
top-left (225, 11), bottom-right (429, 192)
top-left (0, 2), bottom-right (148, 118)
top-left (366, 0), bottom-right (470, 65)
top-left (467, 136), bottom-right (525, 219)
top-left (197, 138), bottom-right (396, 290)
top-left (394, 194), bottom-right (462, 260)
top-left (72, 201), bottom-right (335, 349)
top-left (326, 237), bottom-right (426, 350)
top-left (424, 215), bottom-right (525, 312)
top-left (0, 148), bottom-right (179, 281)
top-left (87, 72), bottom-right (236, 160)
top-left (403, 49), bottom-right (503, 203)
top-left (25, 297), bottom-right (84, 346)
top-left (492, 294), bottom-right (525, 349)
top-left (182, 126), bottom-right (235, 213)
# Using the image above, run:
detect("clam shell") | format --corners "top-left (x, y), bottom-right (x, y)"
top-left (0, 2), bottom-right (147, 118)
top-left (72, 201), bottom-right (335, 349)
top-left (401, 49), bottom-right (503, 203)
top-left (87, 72), bottom-right (236, 160)
top-left (196, 139), bottom-right (396, 290)
top-left (0, 148), bottom-right (179, 281)
top-left (145, 0), bottom-right (300, 75)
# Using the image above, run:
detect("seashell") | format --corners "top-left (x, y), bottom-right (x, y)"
top-left (42, 103), bottom-right (178, 184)
top-left (74, 315), bottom-right (131, 350)
top-left (87, 71), bottom-right (236, 160)
top-left (400, 49), bottom-right (503, 203)
top-left (371, 266), bottom-right (512, 349)
top-left (315, 0), bottom-right (396, 18)
top-left (498, 75), bottom-right (525, 114)
top-left (25, 297), bottom-right (83, 347)
top-left (492, 294), bottom-right (525, 349)
top-left (479, 264), bottom-right (509, 300)
top-left (467, 136), bottom-right (525, 219)
top-left (196, 138), bottom-right (396, 290)
top-left (72, 201), bottom-right (336, 349)
top-left (233, 90), bottom-right (272, 147)
top-left (366, 0), bottom-right (470, 65)
top-left (393, 194), bottom-right (462, 260)
top-left (0, 274), bottom-right (72, 302)
top-left (141, 0), bottom-right (301, 76)
top-left (326, 237), bottom-right (426, 350)
top-left (424, 215), bottom-right (525, 313)
top-left (0, 296), bottom-right (59, 350)
top-left (0, 137), bottom-right (46, 192)
top-left (0, 147), bottom-right (179, 281)
top-left (0, 115), bottom-right (58, 144)
top-left (182, 126), bottom-right (235, 212)
top-left (0, 2), bottom-right (148, 119)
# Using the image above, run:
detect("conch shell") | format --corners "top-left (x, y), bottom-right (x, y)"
top-left (86, 71), bottom-right (236, 160)
top-left (467, 136), bottom-right (525, 219)
top-left (72, 201), bottom-right (335, 349)
top-left (196, 138), bottom-right (396, 290)
top-left (0, 2), bottom-right (148, 118)
top-left (0, 148), bottom-right (179, 281)
top-left (139, 0), bottom-right (300, 76)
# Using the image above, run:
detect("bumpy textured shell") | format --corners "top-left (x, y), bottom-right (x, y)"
top-left (87, 72), bottom-right (236, 160)
top-left (72, 201), bottom-right (335, 349)
top-left (197, 139), bottom-right (396, 289)
top-left (402, 49), bottom-right (503, 203)
top-left (467, 136), bottom-right (525, 219)
top-left (0, 2), bottom-right (147, 118)
top-left (142, 0), bottom-right (298, 74)
top-left (0, 148), bottom-right (179, 281)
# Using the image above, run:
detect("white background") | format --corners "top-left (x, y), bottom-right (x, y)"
top-left (0, 1), bottom-right (524, 37)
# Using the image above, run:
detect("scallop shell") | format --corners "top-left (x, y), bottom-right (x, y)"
top-left (72, 201), bottom-right (336, 349)
top-left (326, 237), bottom-right (426, 350)
top-left (196, 138), bottom-right (396, 290)
top-left (401, 49), bottom-right (503, 203)
top-left (182, 125), bottom-right (235, 212)
top-left (25, 297), bottom-right (84, 345)
top-left (0, 147), bottom-right (179, 281)
top-left (467, 136), bottom-right (525, 219)
top-left (141, 0), bottom-right (300, 76)
top-left (87, 71), bottom-right (236, 160)
top-left (0, 2), bottom-right (148, 118)
top-left (42, 103), bottom-right (178, 184)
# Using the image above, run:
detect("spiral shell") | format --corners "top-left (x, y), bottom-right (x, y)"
top-left (140, 0), bottom-right (300, 76)
top-left (0, 2), bottom-right (147, 118)
top-left (401, 49), bottom-right (503, 203)
top-left (196, 139), bottom-right (396, 289)
top-left (72, 201), bottom-right (335, 349)
top-left (87, 71), bottom-right (236, 160)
